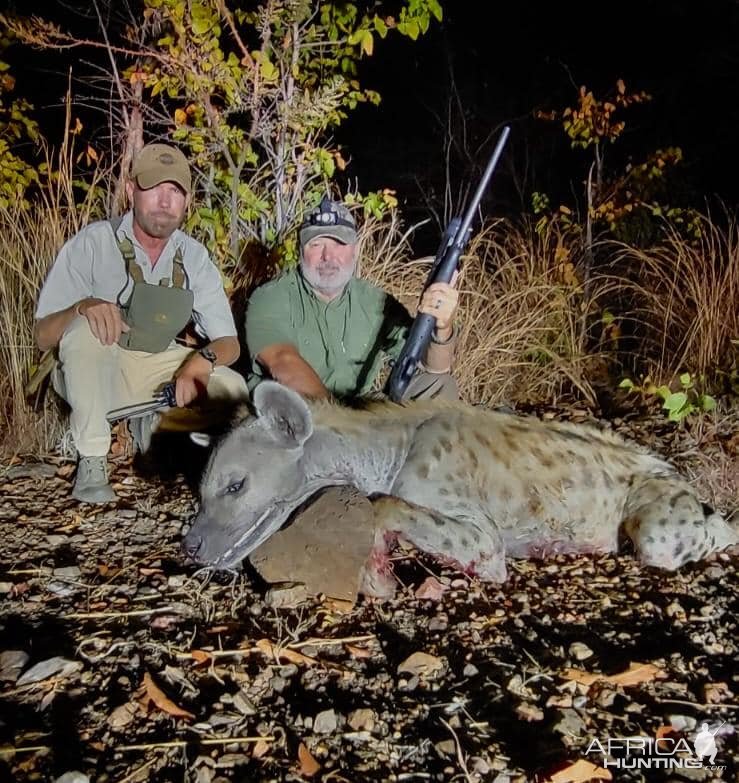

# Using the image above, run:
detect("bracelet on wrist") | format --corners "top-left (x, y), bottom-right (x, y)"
top-left (197, 346), bottom-right (218, 371)
top-left (431, 325), bottom-right (455, 345)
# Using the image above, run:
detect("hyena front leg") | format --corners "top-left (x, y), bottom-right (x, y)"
top-left (360, 495), bottom-right (507, 597)
top-left (623, 475), bottom-right (737, 569)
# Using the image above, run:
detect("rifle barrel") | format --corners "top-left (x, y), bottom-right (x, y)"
top-left (385, 125), bottom-right (511, 402)
top-left (454, 125), bottom-right (511, 246)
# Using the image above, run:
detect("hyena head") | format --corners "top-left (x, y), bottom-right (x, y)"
top-left (183, 382), bottom-right (314, 570)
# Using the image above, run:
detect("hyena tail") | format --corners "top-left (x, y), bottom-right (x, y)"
top-left (623, 474), bottom-right (737, 570)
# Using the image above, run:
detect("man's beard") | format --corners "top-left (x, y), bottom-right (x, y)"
top-left (136, 209), bottom-right (183, 239)
top-left (299, 256), bottom-right (355, 296)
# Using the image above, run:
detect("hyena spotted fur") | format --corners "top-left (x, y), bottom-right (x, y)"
top-left (184, 382), bottom-right (737, 596)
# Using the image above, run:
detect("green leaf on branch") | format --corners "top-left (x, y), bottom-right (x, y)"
top-left (93, 0), bottom-right (438, 264)
top-left (260, 58), bottom-right (278, 81)
top-left (397, 19), bottom-right (420, 39)
top-left (427, 0), bottom-right (443, 21)
top-left (360, 30), bottom-right (373, 56)
top-left (374, 17), bottom-right (387, 37)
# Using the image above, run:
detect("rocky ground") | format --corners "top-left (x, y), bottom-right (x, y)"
top-left (0, 408), bottom-right (737, 783)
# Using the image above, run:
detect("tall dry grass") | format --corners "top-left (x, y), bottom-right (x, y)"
top-left (362, 211), bottom-right (739, 407)
top-left (604, 215), bottom-right (739, 387)
top-left (0, 145), bottom-right (106, 458)
top-left (2, 162), bottom-right (736, 460)
top-left (360, 215), bottom-right (601, 406)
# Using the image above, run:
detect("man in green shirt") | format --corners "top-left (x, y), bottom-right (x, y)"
top-left (245, 197), bottom-right (459, 401)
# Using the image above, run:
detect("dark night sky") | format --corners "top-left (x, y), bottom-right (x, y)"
top-left (5, 0), bottom-right (739, 249)
top-left (341, 0), bottom-right (739, 243)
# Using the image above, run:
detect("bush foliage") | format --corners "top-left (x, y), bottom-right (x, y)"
top-left (0, 5), bottom-right (736, 457)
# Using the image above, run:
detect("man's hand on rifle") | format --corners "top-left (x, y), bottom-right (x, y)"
top-left (174, 352), bottom-right (213, 407)
top-left (418, 270), bottom-right (459, 340)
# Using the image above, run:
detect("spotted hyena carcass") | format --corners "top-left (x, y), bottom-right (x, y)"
top-left (183, 382), bottom-right (737, 596)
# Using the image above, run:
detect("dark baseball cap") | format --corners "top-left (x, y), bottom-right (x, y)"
top-left (131, 143), bottom-right (191, 194)
top-left (299, 196), bottom-right (357, 245)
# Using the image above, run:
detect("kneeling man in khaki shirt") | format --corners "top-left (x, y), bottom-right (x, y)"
top-left (35, 143), bottom-right (248, 503)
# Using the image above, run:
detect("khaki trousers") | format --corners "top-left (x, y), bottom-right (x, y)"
top-left (403, 370), bottom-right (459, 402)
top-left (53, 316), bottom-right (249, 456)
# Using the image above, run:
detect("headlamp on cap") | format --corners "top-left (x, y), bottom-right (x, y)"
top-left (299, 195), bottom-right (358, 246)
top-left (306, 196), bottom-right (355, 229)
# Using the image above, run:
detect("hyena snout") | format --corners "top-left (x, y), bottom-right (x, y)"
top-left (182, 523), bottom-right (204, 562)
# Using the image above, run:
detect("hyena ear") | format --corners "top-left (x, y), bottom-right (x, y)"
top-left (190, 432), bottom-right (212, 448)
top-left (253, 381), bottom-right (313, 448)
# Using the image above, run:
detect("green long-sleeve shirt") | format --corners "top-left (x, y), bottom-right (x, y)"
top-left (245, 267), bottom-right (410, 398)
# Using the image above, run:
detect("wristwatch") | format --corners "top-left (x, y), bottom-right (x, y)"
top-left (198, 346), bottom-right (217, 368)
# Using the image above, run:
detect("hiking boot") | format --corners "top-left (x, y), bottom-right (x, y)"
top-left (129, 412), bottom-right (160, 455)
top-left (72, 456), bottom-right (117, 503)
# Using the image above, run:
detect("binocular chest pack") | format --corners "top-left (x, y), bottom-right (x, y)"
top-left (111, 217), bottom-right (194, 353)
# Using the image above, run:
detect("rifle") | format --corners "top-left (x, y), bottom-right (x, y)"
top-left (386, 125), bottom-right (511, 402)
top-left (106, 382), bottom-right (177, 423)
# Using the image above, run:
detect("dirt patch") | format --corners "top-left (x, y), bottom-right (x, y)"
top-left (251, 488), bottom-right (375, 603)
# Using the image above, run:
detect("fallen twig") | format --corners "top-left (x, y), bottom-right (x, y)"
top-left (115, 756), bottom-right (157, 783)
top-left (118, 735), bottom-right (276, 752)
top-left (655, 698), bottom-right (739, 710)
top-left (440, 718), bottom-right (474, 783)
top-left (0, 744), bottom-right (51, 757)
top-left (66, 607), bottom-right (180, 620)
top-left (145, 633), bottom-right (378, 663)
top-left (77, 635), bottom-right (134, 663)
top-left (4, 568), bottom-right (51, 576)
top-left (291, 634), bottom-right (376, 649)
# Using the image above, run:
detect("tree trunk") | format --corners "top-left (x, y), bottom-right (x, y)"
top-left (111, 78), bottom-right (144, 217)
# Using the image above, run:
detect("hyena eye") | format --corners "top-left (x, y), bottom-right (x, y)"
top-left (224, 478), bottom-right (246, 495)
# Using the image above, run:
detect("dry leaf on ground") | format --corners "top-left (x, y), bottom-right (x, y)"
top-left (297, 743), bottom-right (321, 777)
top-left (252, 738), bottom-right (272, 759)
top-left (415, 576), bottom-right (447, 600)
top-left (547, 758), bottom-right (613, 782)
top-left (139, 672), bottom-right (194, 720)
top-left (345, 644), bottom-right (372, 659)
top-left (561, 661), bottom-right (666, 688)
top-left (255, 638), bottom-right (318, 667)
top-left (397, 651), bottom-right (445, 678)
top-left (655, 724), bottom-right (676, 740)
top-left (703, 681), bottom-right (733, 703)
top-left (322, 597), bottom-right (355, 613)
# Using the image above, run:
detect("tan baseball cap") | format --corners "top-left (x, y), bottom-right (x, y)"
top-left (299, 196), bottom-right (357, 246)
top-left (131, 143), bottom-right (191, 194)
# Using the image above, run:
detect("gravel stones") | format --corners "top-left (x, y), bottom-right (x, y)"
top-left (0, 451), bottom-right (737, 782)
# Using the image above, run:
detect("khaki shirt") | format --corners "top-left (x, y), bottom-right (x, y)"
top-left (35, 211), bottom-right (237, 340)
top-left (245, 267), bottom-right (410, 398)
